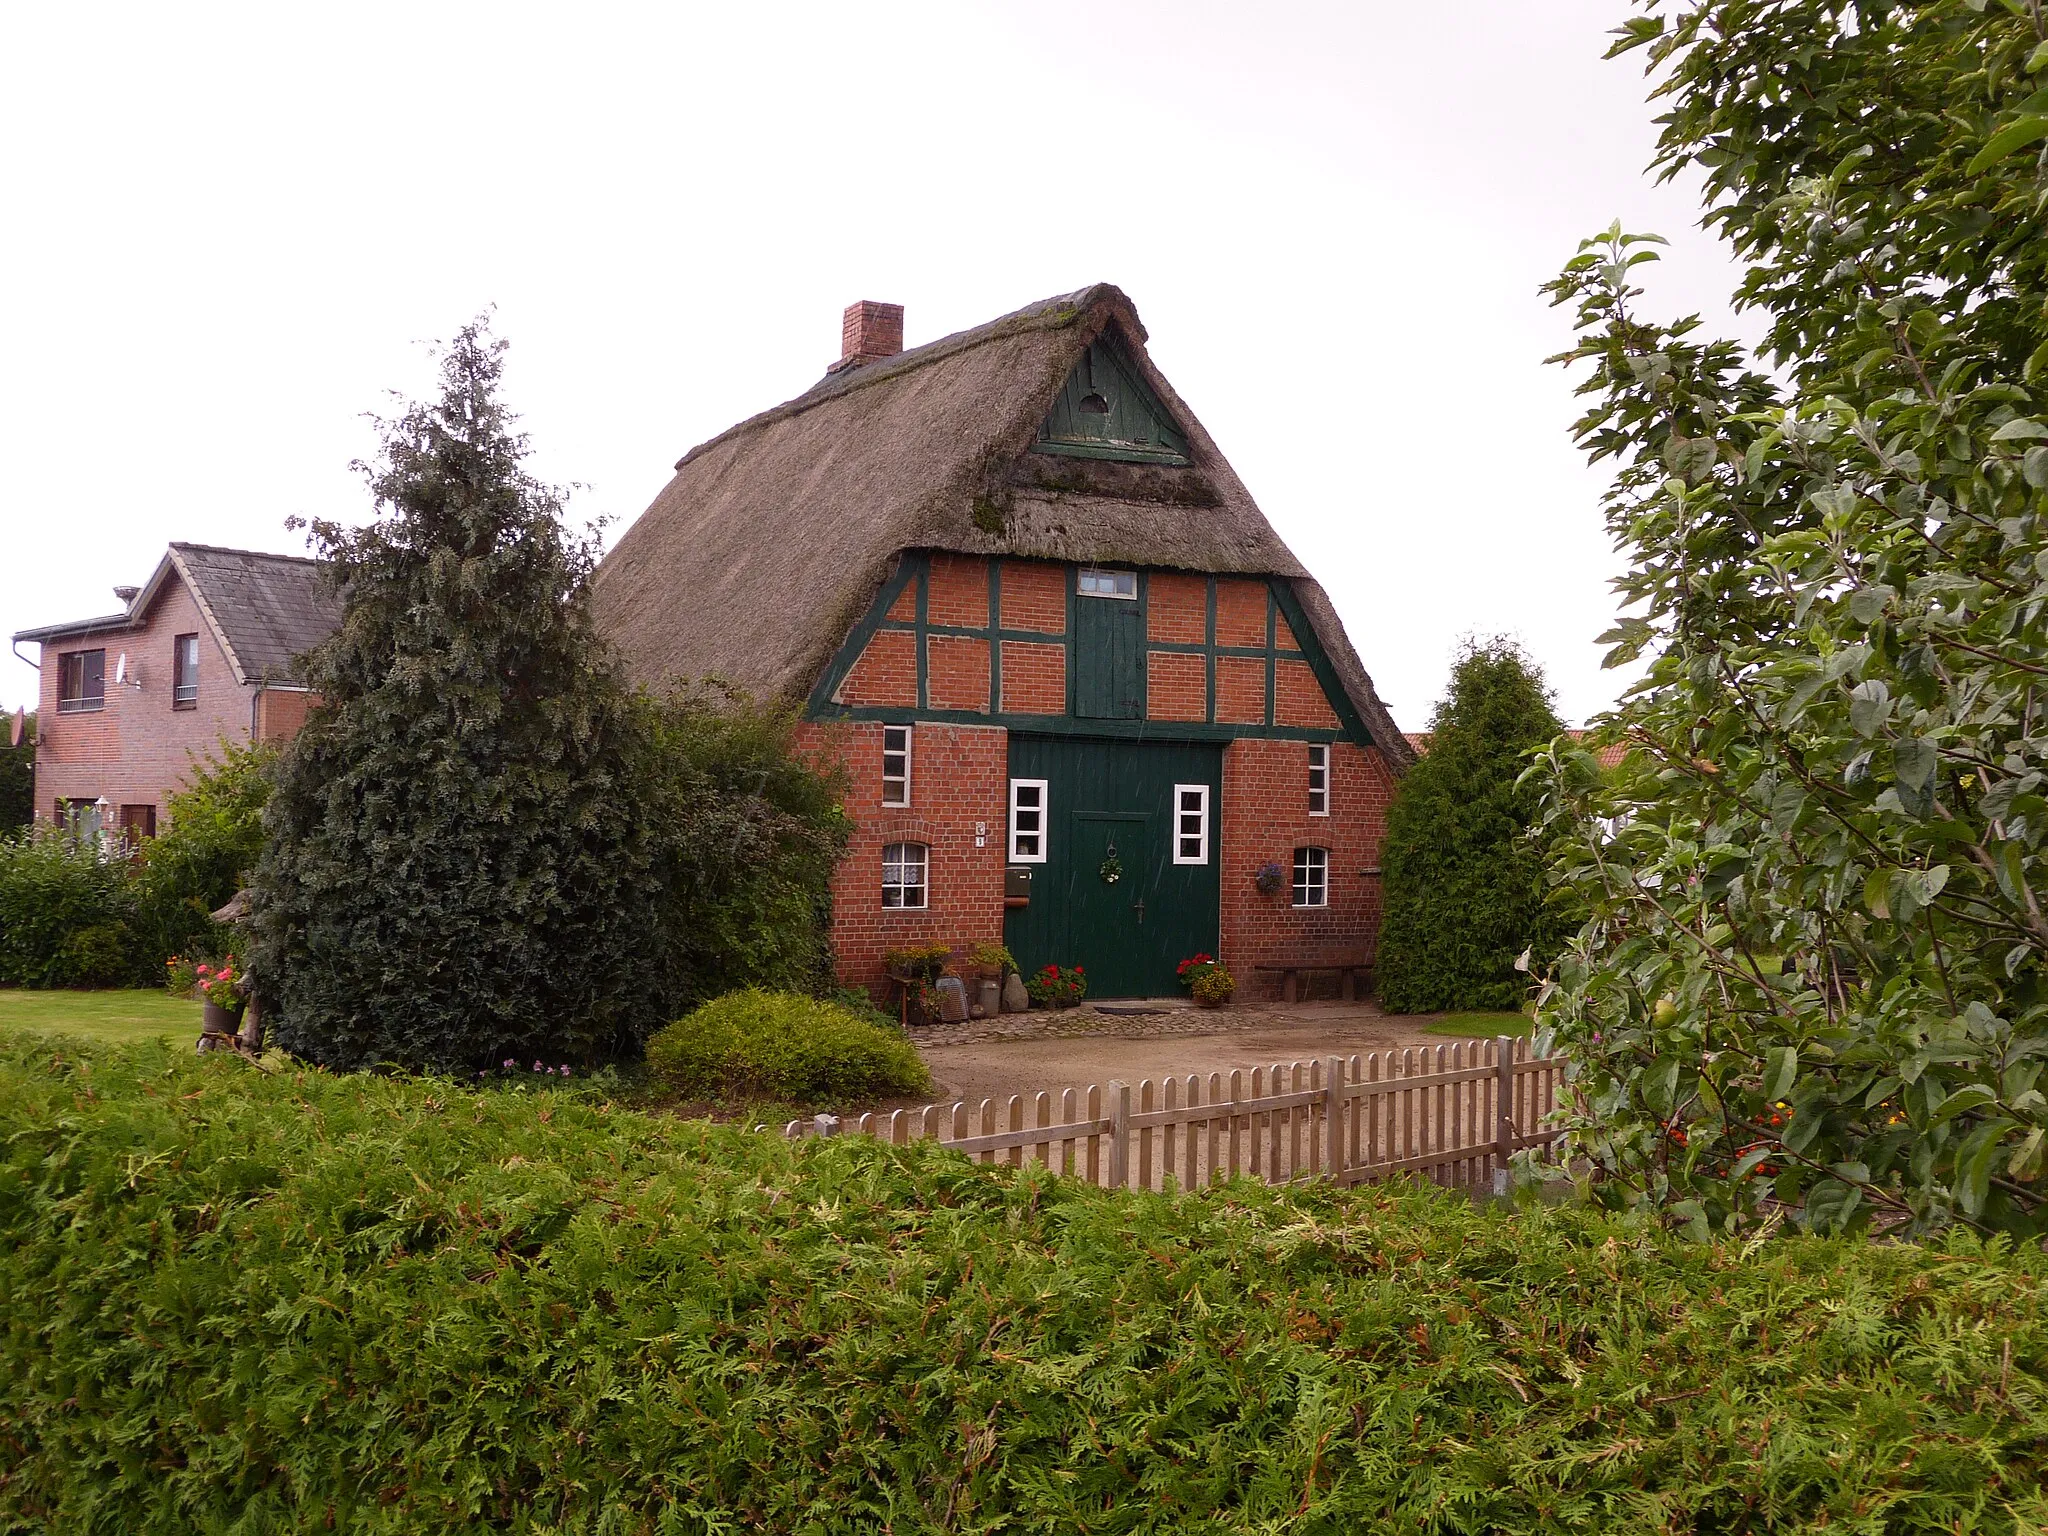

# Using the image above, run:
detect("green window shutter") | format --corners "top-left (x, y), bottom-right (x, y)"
top-left (1073, 594), bottom-right (1143, 719)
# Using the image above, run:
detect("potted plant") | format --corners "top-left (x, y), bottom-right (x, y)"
top-left (1252, 860), bottom-right (1287, 898)
top-left (1190, 963), bottom-right (1236, 1008)
top-left (1178, 952), bottom-right (1236, 1008)
top-left (1024, 963), bottom-right (1088, 1010)
top-left (193, 956), bottom-right (246, 1035)
top-left (883, 944), bottom-right (953, 1027)
top-left (967, 941), bottom-right (1017, 982)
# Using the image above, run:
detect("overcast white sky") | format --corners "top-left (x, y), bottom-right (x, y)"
top-left (0, 1), bottom-right (1755, 729)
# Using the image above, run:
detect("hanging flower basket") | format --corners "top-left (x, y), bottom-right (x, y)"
top-left (1252, 861), bottom-right (1286, 897)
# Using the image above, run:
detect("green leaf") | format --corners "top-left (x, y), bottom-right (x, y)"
top-left (1849, 678), bottom-right (1890, 736)
top-left (1847, 585), bottom-right (1894, 624)
top-left (1954, 1118), bottom-right (2016, 1217)
top-left (1762, 1046), bottom-right (1799, 1104)
top-left (1929, 1083), bottom-right (1997, 1126)
top-left (2010, 1128), bottom-right (2046, 1182)
top-left (1894, 737), bottom-right (1938, 793)
top-left (1966, 116), bottom-right (2048, 176)
top-left (1991, 417), bottom-right (2048, 442)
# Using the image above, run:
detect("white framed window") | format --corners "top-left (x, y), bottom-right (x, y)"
top-left (1308, 743), bottom-right (1329, 816)
top-left (1173, 783), bottom-right (1210, 864)
top-left (1077, 568), bottom-right (1137, 599)
top-left (1008, 778), bottom-right (1048, 862)
top-left (882, 842), bottom-right (928, 909)
top-left (1292, 846), bottom-right (1328, 908)
top-left (882, 724), bottom-right (911, 807)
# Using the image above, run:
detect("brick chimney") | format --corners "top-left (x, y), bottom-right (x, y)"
top-left (829, 300), bottom-right (904, 373)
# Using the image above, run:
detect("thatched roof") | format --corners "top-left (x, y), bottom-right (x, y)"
top-left (593, 284), bottom-right (1411, 764)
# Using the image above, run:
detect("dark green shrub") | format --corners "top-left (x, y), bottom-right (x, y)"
top-left (252, 319), bottom-right (665, 1074)
top-left (634, 685), bottom-right (849, 1014)
top-left (129, 740), bottom-right (271, 977)
top-left (0, 1033), bottom-right (2042, 1533)
top-left (0, 712), bottom-right (32, 833)
top-left (1377, 639), bottom-right (1570, 1013)
top-left (644, 988), bottom-right (932, 1106)
top-left (0, 827), bottom-right (133, 987)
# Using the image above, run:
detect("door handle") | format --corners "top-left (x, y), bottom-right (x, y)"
top-left (1132, 898), bottom-right (1145, 924)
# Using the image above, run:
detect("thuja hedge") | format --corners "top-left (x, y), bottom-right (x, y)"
top-left (2, 1036), bottom-right (2045, 1534)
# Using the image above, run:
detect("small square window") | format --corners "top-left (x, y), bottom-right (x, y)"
top-left (1292, 846), bottom-right (1328, 908)
top-left (1077, 568), bottom-right (1137, 599)
top-left (882, 724), bottom-right (911, 806)
top-left (1009, 778), bottom-right (1048, 862)
top-left (1308, 743), bottom-right (1328, 816)
top-left (1173, 782), bottom-right (1209, 864)
top-left (172, 634), bottom-right (200, 709)
top-left (883, 841), bottom-right (928, 909)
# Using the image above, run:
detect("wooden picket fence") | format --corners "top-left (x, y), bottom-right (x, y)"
top-left (784, 1035), bottom-right (1561, 1194)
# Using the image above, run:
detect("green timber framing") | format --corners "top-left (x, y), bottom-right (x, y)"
top-left (805, 552), bottom-right (1375, 746)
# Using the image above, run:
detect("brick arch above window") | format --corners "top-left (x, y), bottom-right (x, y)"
top-left (875, 816), bottom-right (938, 845)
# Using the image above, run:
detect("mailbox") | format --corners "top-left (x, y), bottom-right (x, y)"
top-left (1004, 867), bottom-right (1033, 906)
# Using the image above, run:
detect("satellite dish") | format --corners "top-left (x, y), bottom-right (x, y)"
top-left (114, 654), bottom-right (127, 686)
top-left (9, 707), bottom-right (21, 749)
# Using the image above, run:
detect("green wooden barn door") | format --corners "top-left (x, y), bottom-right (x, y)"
top-left (1004, 737), bottom-right (1221, 997)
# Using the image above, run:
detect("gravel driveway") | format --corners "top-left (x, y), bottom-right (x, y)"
top-left (906, 1001), bottom-right (1483, 1109)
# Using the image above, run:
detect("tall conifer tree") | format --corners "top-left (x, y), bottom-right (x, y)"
top-left (1376, 639), bottom-right (1566, 1013)
top-left (253, 320), bottom-right (658, 1071)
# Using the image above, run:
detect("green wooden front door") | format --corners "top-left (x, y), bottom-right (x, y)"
top-left (1004, 736), bottom-right (1221, 998)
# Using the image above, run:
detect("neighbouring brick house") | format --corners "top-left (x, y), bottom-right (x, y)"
top-left (594, 286), bottom-right (1415, 1000)
top-left (11, 544), bottom-right (338, 838)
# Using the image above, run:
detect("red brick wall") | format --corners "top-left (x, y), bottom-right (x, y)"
top-left (1146, 650), bottom-right (1206, 721)
top-left (1214, 578), bottom-right (1269, 648)
top-left (1215, 655), bottom-right (1265, 724)
top-left (838, 628), bottom-right (917, 707)
top-left (253, 687), bottom-right (317, 743)
top-left (927, 554), bottom-right (990, 627)
top-left (1000, 641), bottom-right (1065, 714)
top-left (796, 719), bottom-right (1009, 1001)
top-left (999, 560), bottom-right (1065, 633)
top-left (926, 634), bottom-right (990, 712)
top-left (1146, 572), bottom-right (1207, 643)
top-left (34, 578), bottom-right (250, 829)
top-left (1219, 739), bottom-right (1396, 999)
top-left (1275, 659), bottom-right (1339, 729)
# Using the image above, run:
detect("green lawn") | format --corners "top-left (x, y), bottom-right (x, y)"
top-left (0, 989), bottom-right (199, 1045)
top-left (1416, 1009), bottom-right (1534, 1040)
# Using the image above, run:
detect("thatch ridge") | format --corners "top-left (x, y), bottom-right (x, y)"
top-left (593, 285), bottom-right (1408, 762)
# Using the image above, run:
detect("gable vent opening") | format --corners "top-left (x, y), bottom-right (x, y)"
top-left (1079, 392), bottom-right (1111, 415)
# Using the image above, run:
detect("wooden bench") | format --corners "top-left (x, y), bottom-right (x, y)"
top-left (1252, 955), bottom-right (1374, 1004)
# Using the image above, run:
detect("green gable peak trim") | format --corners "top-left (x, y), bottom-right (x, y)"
top-left (1036, 336), bottom-right (1191, 466)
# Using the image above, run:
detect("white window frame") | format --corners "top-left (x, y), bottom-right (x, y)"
top-left (1292, 845), bottom-right (1329, 908)
top-left (1076, 567), bottom-right (1137, 600)
top-left (1008, 778), bottom-right (1049, 863)
top-left (1172, 782), bottom-right (1210, 865)
top-left (1307, 743), bottom-right (1329, 816)
top-left (882, 841), bottom-right (928, 909)
top-left (882, 723), bottom-right (911, 807)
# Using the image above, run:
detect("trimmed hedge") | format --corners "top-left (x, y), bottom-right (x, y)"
top-left (644, 988), bottom-right (932, 1107)
top-left (1, 1033), bottom-right (2044, 1533)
